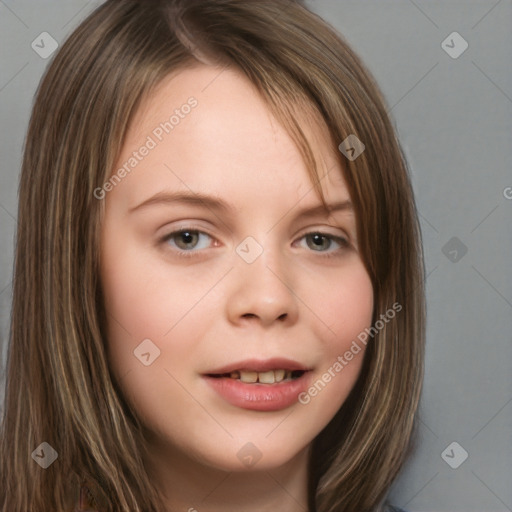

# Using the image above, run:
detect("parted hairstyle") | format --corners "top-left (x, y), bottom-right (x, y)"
top-left (0, 0), bottom-right (425, 511)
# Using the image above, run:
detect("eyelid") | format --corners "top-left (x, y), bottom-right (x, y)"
top-left (157, 221), bottom-right (215, 240)
top-left (295, 225), bottom-right (350, 242)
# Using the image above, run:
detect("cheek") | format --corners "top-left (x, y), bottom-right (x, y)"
top-left (100, 228), bottom-right (171, 378)
top-left (99, 232), bottom-right (225, 403)
top-left (100, 225), bottom-right (202, 342)
top-left (333, 265), bottom-right (374, 340)
top-left (99, 245), bottom-right (203, 431)
top-left (297, 261), bottom-right (374, 419)
top-left (306, 257), bottom-right (374, 343)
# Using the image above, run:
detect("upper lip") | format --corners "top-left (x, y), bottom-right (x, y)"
top-left (204, 358), bottom-right (312, 375)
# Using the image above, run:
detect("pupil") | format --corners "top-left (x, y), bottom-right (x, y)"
top-left (309, 234), bottom-right (328, 250)
top-left (177, 231), bottom-right (197, 249)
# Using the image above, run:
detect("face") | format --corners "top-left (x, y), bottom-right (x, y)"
top-left (99, 65), bottom-right (374, 474)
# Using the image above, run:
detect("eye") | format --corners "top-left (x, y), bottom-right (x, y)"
top-left (298, 232), bottom-right (350, 256)
top-left (159, 228), bottom-right (350, 259)
top-left (161, 229), bottom-right (214, 255)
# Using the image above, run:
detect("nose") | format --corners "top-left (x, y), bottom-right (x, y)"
top-left (226, 246), bottom-right (299, 328)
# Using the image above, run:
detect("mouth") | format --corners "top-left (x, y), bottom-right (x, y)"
top-left (203, 357), bottom-right (312, 384)
top-left (205, 369), bottom-right (307, 384)
top-left (202, 358), bottom-right (313, 411)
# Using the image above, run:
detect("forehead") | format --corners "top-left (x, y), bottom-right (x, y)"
top-left (114, 64), bottom-right (349, 207)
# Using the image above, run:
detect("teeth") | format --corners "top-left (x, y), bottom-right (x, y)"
top-left (274, 369), bottom-right (285, 383)
top-left (258, 370), bottom-right (275, 384)
top-left (231, 369), bottom-right (297, 384)
top-left (239, 371), bottom-right (258, 383)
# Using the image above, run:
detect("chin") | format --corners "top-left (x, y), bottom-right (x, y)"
top-left (195, 440), bottom-right (309, 474)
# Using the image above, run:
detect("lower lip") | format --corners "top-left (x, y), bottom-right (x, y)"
top-left (203, 373), bottom-right (311, 412)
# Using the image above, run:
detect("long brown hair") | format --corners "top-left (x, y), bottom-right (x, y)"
top-left (0, 1), bottom-right (425, 510)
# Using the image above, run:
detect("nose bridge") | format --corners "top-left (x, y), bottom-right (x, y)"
top-left (227, 234), bottom-right (299, 326)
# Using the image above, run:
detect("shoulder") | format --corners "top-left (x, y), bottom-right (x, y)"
top-left (386, 506), bottom-right (408, 512)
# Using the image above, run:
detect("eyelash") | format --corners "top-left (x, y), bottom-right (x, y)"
top-left (159, 227), bottom-right (350, 260)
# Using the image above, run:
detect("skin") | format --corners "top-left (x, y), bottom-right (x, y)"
top-left (99, 65), bottom-right (374, 512)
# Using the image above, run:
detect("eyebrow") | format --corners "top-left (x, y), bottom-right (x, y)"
top-left (129, 191), bottom-right (353, 218)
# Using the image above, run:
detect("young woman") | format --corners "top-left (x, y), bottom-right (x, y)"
top-left (0, 1), bottom-right (425, 511)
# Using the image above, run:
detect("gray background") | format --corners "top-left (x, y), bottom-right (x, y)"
top-left (1, 1), bottom-right (511, 511)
